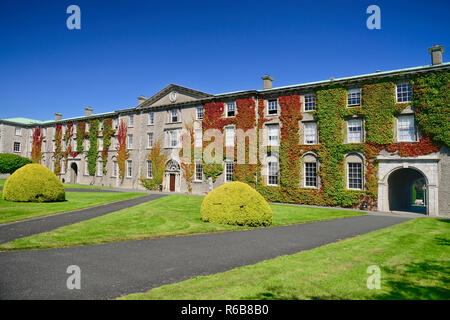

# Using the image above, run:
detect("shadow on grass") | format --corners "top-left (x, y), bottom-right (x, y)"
top-left (374, 260), bottom-right (450, 300)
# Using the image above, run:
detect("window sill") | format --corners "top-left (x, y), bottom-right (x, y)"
top-left (193, 180), bottom-right (203, 183)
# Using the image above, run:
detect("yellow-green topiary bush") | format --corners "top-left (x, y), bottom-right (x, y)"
top-left (201, 181), bottom-right (273, 227)
top-left (2, 163), bottom-right (65, 202)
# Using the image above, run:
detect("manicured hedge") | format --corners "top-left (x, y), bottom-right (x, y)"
top-left (0, 153), bottom-right (32, 174)
top-left (200, 181), bottom-right (273, 227)
top-left (2, 164), bottom-right (65, 202)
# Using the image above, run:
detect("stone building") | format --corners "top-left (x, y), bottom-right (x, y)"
top-left (1, 46), bottom-right (449, 217)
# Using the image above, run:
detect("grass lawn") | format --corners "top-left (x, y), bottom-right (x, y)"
top-left (1, 178), bottom-right (113, 190)
top-left (62, 183), bottom-right (113, 189)
top-left (0, 195), bottom-right (365, 251)
top-left (119, 218), bottom-right (450, 300)
top-left (0, 191), bottom-right (145, 224)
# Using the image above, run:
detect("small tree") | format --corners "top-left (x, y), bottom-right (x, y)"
top-left (140, 139), bottom-right (167, 190)
top-left (179, 121), bottom-right (195, 193)
top-left (31, 127), bottom-right (45, 163)
top-left (116, 119), bottom-right (130, 183)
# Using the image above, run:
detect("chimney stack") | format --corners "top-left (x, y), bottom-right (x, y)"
top-left (137, 96), bottom-right (147, 106)
top-left (85, 107), bottom-right (93, 117)
top-left (428, 45), bottom-right (444, 65)
top-left (54, 112), bottom-right (62, 121)
top-left (261, 74), bottom-right (274, 90)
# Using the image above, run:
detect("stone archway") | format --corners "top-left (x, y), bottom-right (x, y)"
top-left (388, 168), bottom-right (427, 214)
top-left (164, 160), bottom-right (180, 192)
top-left (70, 162), bottom-right (78, 184)
top-left (377, 155), bottom-right (440, 216)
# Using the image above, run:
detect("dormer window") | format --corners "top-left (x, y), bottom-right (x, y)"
top-left (227, 102), bottom-right (235, 117)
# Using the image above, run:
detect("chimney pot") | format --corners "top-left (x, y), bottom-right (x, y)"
top-left (137, 96), bottom-right (147, 105)
top-left (54, 112), bottom-right (62, 121)
top-left (428, 45), bottom-right (444, 65)
top-left (261, 74), bottom-right (274, 90)
top-left (85, 107), bottom-right (93, 117)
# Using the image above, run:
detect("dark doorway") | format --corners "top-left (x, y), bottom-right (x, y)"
top-left (388, 168), bottom-right (427, 214)
top-left (169, 174), bottom-right (176, 192)
top-left (70, 162), bottom-right (78, 184)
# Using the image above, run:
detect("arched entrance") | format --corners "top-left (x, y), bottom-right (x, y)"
top-left (388, 168), bottom-right (427, 214)
top-left (165, 160), bottom-right (180, 192)
top-left (70, 162), bottom-right (78, 184)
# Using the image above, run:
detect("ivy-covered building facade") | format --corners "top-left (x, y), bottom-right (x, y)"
top-left (1, 46), bottom-right (449, 217)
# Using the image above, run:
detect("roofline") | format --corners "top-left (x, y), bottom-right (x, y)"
top-left (2, 62), bottom-right (449, 125)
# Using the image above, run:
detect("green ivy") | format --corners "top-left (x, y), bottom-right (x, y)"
top-left (412, 70), bottom-right (450, 147)
top-left (87, 119), bottom-right (99, 176)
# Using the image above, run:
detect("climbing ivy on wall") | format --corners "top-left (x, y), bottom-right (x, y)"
top-left (234, 98), bottom-right (257, 186)
top-left (53, 124), bottom-right (63, 176)
top-left (62, 123), bottom-right (76, 170)
top-left (87, 119), bottom-right (99, 176)
top-left (116, 119), bottom-right (129, 183)
top-left (101, 118), bottom-right (115, 175)
top-left (76, 121), bottom-right (87, 153)
top-left (31, 127), bottom-right (44, 164)
top-left (412, 70), bottom-right (450, 147)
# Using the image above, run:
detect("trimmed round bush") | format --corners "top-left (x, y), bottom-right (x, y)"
top-left (2, 164), bottom-right (65, 202)
top-left (201, 181), bottom-right (273, 227)
top-left (0, 153), bottom-right (32, 174)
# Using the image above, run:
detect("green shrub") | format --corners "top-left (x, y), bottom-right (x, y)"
top-left (3, 164), bottom-right (65, 202)
top-left (0, 153), bottom-right (32, 174)
top-left (201, 181), bottom-right (273, 227)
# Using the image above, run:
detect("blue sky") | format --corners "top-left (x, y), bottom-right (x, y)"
top-left (0, 0), bottom-right (449, 121)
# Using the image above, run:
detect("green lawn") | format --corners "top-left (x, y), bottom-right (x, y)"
top-left (119, 218), bottom-right (450, 300)
top-left (62, 183), bottom-right (113, 189)
top-left (0, 195), bottom-right (365, 251)
top-left (1, 178), bottom-right (113, 190)
top-left (0, 191), bottom-right (145, 224)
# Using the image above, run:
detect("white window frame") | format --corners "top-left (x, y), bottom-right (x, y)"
top-left (347, 119), bottom-right (363, 143)
top-left (267, 100), bottom-right (278, 115)
top-left (126, 160), bottom-right (132, 178)
top-left (147, 160), bottom-right (152, 179)
top-left (225, 127), bottom-right (235, 147)
top-left (165, 129), bottom-right (180, 148)
top-left (225, 160), bottom-right (234, 182)
top-left (397, 115), bottom-right (416, 142)
top-left (267, 124), bottom-right (279, 146)
top-left (304, 161), bottom-right (318, 188)
top-left (195, 129), bottom-right (202, 148)
top-left (13, 142), bottom-right (21, 152)
top-left (396, 83), bottom-right (412, 103)
top-left (304, 122), bottom-right (317, 145)
top-left (347, 88), bottom-right (361, 107)
top-left (148, 132), bottom-right (154, 148)
top-left (194, 162), bottom-right (203, 181)
top-left (15, 127), bottom-right (22, 136)
top-left (129, 115), bottom-right (134, 127)
top-left (97, 160), bottom-right (103, 177)
top-left (112, 160), bottom-right (118, 177)
top-left (347, 162), bottom-right (363, 190)
top-left (196, 106), bottom-right (203, 120)
top-left (267, 161), bottom-right (279, 186)
top-left (149, 112), bottom-right (154, 125)
top-left (226, 102), bottom-right (235, 117)
top-left (171, 109), bottom-right (179, 123)
top-left (127, 134), bottom-right (133, 149)
top-left (304, 94), bottom-right (316, 111)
